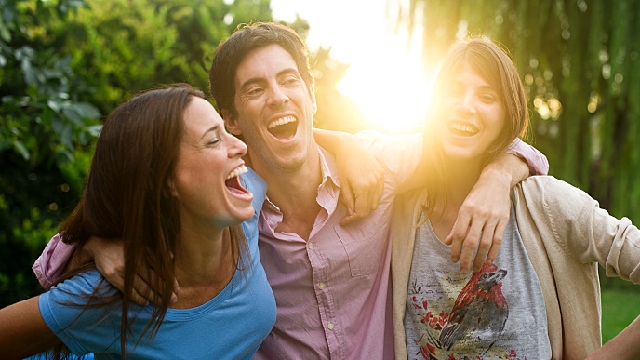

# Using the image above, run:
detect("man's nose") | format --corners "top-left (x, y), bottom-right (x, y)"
top-left (267, 84), bottom-right (289, 107)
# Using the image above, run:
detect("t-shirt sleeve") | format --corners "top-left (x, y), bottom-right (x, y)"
top-left (38, 271), bottom-right (119, 355)
top-left (506, 138), bottom-right (549, 175)
top-left (33, 233), bottom-right (76, 289)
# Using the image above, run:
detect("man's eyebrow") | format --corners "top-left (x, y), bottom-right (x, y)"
top-left (239, 68), bottom-right (301, 90)
top-left (200, 125), bottom-right (219, 140)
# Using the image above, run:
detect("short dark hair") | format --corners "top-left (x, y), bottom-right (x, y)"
top-left (209, 22), bottom-right (314, 117)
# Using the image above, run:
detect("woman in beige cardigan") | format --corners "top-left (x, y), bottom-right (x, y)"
top-left (392, 37), bottom-right (640, 359)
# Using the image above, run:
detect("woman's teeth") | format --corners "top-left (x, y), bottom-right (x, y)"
top-left (226, 166), bottom-right (248, 180)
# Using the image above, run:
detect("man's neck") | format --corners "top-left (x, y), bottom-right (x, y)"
top-left (252, 146), bottom-right (323, 240)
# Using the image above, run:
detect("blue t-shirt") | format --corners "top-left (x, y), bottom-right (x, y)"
top-left (38, 169), bottom-right (275, 359)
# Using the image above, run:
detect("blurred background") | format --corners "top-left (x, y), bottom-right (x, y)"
top-left (1, 0), bottom-right (639, 344)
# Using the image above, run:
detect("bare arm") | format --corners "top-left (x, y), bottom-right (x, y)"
top-left (314, 128), bottom-right (384, 225)
top-left (446, 153), bottom-right (529, 273)
top-left (0, 296), bottom-right (61, 359)
top-left (586, 316), bottom-right (640, 359)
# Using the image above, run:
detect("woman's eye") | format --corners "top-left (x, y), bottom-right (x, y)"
top-left (207, 139), bottom-right (220, 146)
top-left (479, 93), bottom-right (497, 102)
top-left (246, 87), bottom-right (263, 96)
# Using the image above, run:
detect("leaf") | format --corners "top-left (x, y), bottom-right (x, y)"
top-left (47, 99), bottom-right (62, 113)
top-left (12, 139), bottom-right (30, 160)
top-left (72, 102), bottom-right (101, 119)
top-left (62, 106), bottom-right (82, 125)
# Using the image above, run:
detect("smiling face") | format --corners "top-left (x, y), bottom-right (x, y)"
top-left (222, 45), bottom-right (316, 175)
top-left (435, 62), bottom-right (505, 163)
top-left (173, 97), bottom-right (254, 229)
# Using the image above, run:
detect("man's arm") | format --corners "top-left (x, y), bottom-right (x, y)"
top-left (446, 153), bottom-right (530, 273)
top-left (33, 235), bottom-right (176, 305)
top-left (313, 128), bottom-right (384, 225)
top-left (359, 132), bottom-right (547, 273)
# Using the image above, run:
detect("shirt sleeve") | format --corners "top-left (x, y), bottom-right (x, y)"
top-left (354, 131), bottom-right (550, 187)
top-left (506, 138), bottom-right (549, 175)
top-left (354, 130), bottom-right (422, 191)
top-left (540, 177), bottom-right (640, 283)
top-left (32, 233), bottom-right (76, 289)
top-left (38, 271), bottom-right (119, 355)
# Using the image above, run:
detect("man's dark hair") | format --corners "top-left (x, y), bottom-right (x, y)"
top-left (209, 22), bottom-right (314, 117)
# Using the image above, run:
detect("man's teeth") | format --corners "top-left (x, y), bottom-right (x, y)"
top-left (450, 123), bottom-right (475, 133)
top-left (268, 116), bottom-right (296, 129)
top-left (226, 166), bottom-right (248, 180)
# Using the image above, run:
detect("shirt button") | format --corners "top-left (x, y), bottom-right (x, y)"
top-left (318, 283), bottom-right (325, 290)
top-left (308, 242), bottom-right (314, 249)
top-left (327, 322), bottom-right (334, 330)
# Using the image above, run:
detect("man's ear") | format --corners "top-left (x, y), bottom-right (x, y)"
top-left (221, 109), bottom-right (242, 136)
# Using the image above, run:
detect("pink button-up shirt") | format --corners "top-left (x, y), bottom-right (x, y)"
top-left (254, 146), bottom-right (400, 360)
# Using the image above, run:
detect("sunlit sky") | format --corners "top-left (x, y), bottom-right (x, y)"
top-left (270, 0), bottom-right (431, 134)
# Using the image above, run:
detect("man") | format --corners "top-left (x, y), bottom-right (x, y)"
top-left (34, 22), bottom-right (547, 358)
top-left (206, 22), bottom-right (545, 358)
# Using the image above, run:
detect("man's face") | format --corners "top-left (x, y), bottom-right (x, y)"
top-left (223, 45), bottom-right (316, 175)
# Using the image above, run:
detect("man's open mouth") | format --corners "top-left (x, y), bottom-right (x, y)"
top-left (268, 116), bottom-right (298, 140)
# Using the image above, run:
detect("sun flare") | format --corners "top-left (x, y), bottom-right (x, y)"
top-left (337, 42), bottom-right (433, 135)
top-left (271, 0), bottom-right (434, 135)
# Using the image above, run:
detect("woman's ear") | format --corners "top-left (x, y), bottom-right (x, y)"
top-left (167, 177), bottom-right (179, 198)
top-left (221, 109), bottom-right (242, 136)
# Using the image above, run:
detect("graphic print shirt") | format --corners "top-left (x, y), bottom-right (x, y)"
top-left (404, 210), bottom-right (552, 360)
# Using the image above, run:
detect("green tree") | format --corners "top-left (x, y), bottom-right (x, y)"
top-left (396, 0), bottom-right (640, 220)
top-left (0, 0), bottom-right (357, 307)
top-left (0, 0), bottom-right (101, 306)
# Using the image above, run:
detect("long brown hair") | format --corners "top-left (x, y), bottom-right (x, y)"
top-left (419, 36), bottom-right (530, 223)
top-left (54, 84), bottom-right (247, 358)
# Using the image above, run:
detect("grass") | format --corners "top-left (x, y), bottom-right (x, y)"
top-left (601, 287), bottom-right (640, 343)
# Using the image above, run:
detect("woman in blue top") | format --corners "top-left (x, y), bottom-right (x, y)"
top-left (0, 84), bottom-right (276, 359)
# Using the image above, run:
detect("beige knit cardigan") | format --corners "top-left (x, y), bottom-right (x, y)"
top-left (392, 176), bottom-right (640, 359)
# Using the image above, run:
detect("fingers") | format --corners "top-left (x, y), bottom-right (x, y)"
top-left (340, 186), bottom-right (372, 225)
top-left (486, 220), bottom-right (507, 265)
top-left (128, 273), bottom-right (177, 306)
top-left (136, 265), bottom-right (179, 306)
top-left (339, 172), bottom-right (384, 226)
top-left (339, 184), bottom-right (356, 225)
top-left (101, 264), bottom-right (126, 294)
top-left (457, 218), bottom-right (484, 274)
top-left (446, 211), bottom-right (471, 259)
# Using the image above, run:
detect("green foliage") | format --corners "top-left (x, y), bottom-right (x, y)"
top-left (0, 0), bottom-right (354, 308)
top-left (399, 0), bottom-right (640, 222)
top-left (56, 0), bottom-right (274, 114)
top-left (0, 0), bottom-right (101, 306)
top-left (601, 288), bottom-right (640, 343)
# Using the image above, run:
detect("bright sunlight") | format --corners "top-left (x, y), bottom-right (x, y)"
top-left (272, 0), bottom-right (433, 134)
